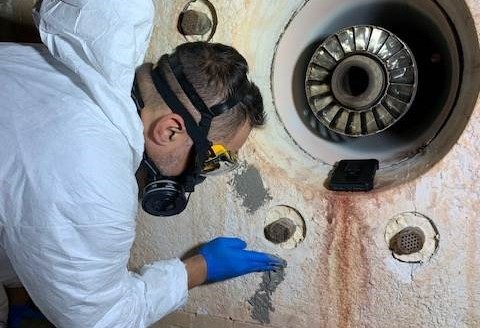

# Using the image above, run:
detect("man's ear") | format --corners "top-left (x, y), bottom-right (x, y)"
top-left (150, 113), bottom-right (187, 146)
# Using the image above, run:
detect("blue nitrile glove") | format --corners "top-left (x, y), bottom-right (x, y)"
top-left (199, 237), bottom-right (286, 283)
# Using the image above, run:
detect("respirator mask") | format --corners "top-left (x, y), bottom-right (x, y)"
top-left (132, 53), bottom-right (250, 216)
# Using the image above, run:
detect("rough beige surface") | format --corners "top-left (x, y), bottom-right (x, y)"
top-left (130, 1), bottom-right (480, 327)
top-left (153, 312), bottom-right (271, 328)
top-left (0, 0), bottom-right (476, 327)
top-left (152, 312), bottom-right (193, 328)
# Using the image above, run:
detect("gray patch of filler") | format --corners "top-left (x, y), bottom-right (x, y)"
top-left (248, 268), bottom-right (286, 324)
top-left (232, 165), bottom-right (272, 213)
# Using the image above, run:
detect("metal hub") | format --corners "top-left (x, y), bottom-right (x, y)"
top-left (305, 25), bottom-right (418, 137)
top-left (331, 55), bottom-right (386, 110)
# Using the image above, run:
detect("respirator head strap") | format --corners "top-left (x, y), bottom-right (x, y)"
top-left (165, 53), bottom-right (251, 118)
top-left (131, 76), bottom-right (145, 112)
top-left (167, 54), bottom-right (212, 117)
top-left (151, 65), bottom-right (207, 145)
top-left (141, 152), bottom-right (160, 179)
top-left (167, 53), bottom-right (251, 119)
top-left (167, 54), bottom-right (215, 135)
top-left (150, 65), bottom-right (211, 191)
top-left (209, 80), bottom-right (251, 115)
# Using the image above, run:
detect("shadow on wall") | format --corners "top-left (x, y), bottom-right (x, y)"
top-left (0, 17), bottom-right (40, 43)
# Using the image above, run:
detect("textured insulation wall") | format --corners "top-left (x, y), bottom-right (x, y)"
top-left (130, 1), bottom-right (480, 327)
top-left (0, 1), bottom-right (477, 328)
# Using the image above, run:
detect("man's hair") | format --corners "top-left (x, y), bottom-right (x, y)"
top-left (156, 42), bottom-right (265, 142)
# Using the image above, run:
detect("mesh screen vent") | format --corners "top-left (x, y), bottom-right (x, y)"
top-left (389, 227), bottom-right (425, 255)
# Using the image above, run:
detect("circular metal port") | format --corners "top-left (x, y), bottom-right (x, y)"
top-left (385, 212), bottom-right (439, 263)
top-left (272, 0), bottom-right (480, 187)
top-left (389, 227), bottom-right (425, 255)
top-left (305, 25), bottom-right (418, 136)
top-left (330, 55), bottom-right (386, 110)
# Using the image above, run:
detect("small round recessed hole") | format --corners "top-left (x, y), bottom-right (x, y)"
top-left (179, 10), bottom-right (212, 36)
top-left (265, 206), bottom-right (306, 249)
top-left (177, 0), bottom-right (217, 42)
top-left (264, 218), bottom-right (296, 244)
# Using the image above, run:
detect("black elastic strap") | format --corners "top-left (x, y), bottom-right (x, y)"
top-left (167, 53), bottom-right (250, 121)
top-left (150, 67), bottom-right (211, 164)
top-left (152, 67), bottom-right (208, 149)
top-left (131, 77), bottom-right (145, 112)
top-left (150, 68), bottom-right (209, 192)
top-left (167, 54), bottom-right (212, 116)
top-left (167, 54), bottom-right (215, 133)
top-left (210, 81), bottom-right (251, 115)
top-left (142, 153), bottom-right (160, 179)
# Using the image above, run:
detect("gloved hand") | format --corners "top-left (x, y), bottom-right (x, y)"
top-left (199, 237), bottom-right (286, 283)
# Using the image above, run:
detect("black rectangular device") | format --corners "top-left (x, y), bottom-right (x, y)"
top-left (326, 159), bottom-right (379, 192)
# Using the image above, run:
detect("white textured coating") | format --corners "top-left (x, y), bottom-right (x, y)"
top-left (1, 0), bottom-right (478, 327)
top-left (129, 0), bottom-right (480, 327)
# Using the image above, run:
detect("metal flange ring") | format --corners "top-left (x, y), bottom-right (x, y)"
top-left (305, 25), bottom-right (418, 137)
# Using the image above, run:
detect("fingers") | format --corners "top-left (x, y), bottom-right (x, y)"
top-left (247, 261), bottom-right (286, 273)
top-left (241, 250), bottom-right (287, 267)
top-left (241, 250), bottom-right (271, 263)
top-left (238, 251), bottom-right (287, 275)
top-left (268, 255), bottom-right (288, 268)
top-left (214, 237), bottom-right (247, 249)
top-left (202, 236), bottom-right (288, 282)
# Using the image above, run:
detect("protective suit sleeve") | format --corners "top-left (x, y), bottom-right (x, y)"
top-left (2, 133), bottom-right (188, 327)
top-left (3, 225), bottom-right (188, 328)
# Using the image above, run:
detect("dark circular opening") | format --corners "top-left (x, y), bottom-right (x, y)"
top-left (264, 218), bottom-right (296, 244)
top-left (344, 66), bottom-right (370, 96)
top-left (290, 0), bottom-right (461, 164)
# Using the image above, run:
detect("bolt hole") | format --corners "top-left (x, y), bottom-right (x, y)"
top-left (264, 217), bottom-right (296, 244)
top-left (177, 0), bottom-right (218, 42)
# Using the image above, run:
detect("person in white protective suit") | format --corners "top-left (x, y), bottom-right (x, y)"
top-left (0, 0), bottom-right (286, 327)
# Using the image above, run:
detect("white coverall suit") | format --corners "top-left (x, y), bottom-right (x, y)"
top-left (0, 0), bottom-right (188, 327)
